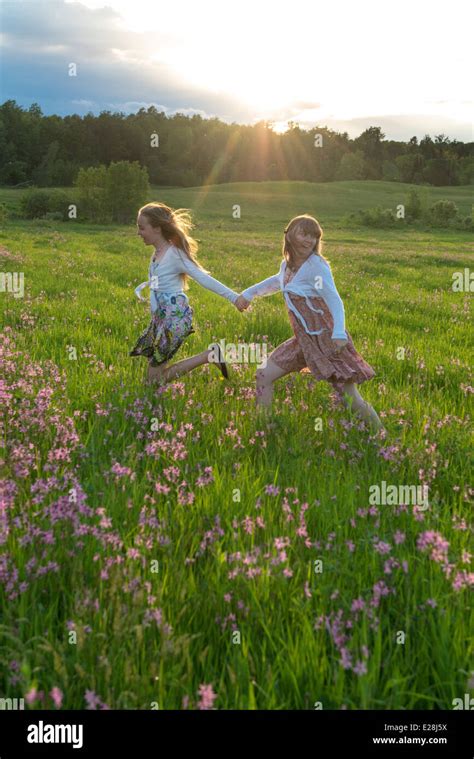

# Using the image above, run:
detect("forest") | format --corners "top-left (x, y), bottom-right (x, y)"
top-left (1, 100), bottom-right (472, 188)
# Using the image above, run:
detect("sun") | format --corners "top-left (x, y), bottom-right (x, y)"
top-left (70, 0), bottom-right (473, 138)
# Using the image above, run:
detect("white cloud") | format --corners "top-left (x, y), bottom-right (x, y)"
top-left (2, 0), bottom-right (472, 140)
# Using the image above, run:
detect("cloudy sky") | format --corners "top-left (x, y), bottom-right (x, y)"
top-left (1, 0), bottom-right (472, 140)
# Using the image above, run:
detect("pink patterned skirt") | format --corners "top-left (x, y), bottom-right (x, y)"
top-left (270, 278), bottom-right (375, 394)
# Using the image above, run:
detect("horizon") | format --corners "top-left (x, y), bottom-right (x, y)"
top-left (2, 100), bottom-right (471, 146)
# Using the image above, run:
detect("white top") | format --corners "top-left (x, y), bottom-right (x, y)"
top-left (241, 253), bottom-right (347, 340)
top-left (134, 244), bottom-right (239, 312)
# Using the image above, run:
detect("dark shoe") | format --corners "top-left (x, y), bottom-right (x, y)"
top-left (209, 342), bottom-right (229, 379)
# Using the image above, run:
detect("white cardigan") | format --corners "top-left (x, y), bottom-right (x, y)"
top-left (134, 245), bottom-right (239, 311)
top-left (241, 254), bottom-right (347, 339)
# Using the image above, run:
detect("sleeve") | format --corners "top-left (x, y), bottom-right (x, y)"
top-left (176, 251), bottom-right (239, 304)
top-left (241, 274), bottom-right (281, 301)
top-left (316, 261), bottom-right (347, 339)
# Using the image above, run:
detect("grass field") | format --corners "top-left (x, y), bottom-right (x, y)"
top-left (0, 181), bottom-right (472, 710)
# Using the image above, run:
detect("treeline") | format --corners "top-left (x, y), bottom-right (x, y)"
top-left (1, 100), bottom-right (473, 188)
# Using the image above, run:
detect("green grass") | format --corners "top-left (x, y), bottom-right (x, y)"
top-left (0, 180), bottom-right (472, 710)
top-left (3, 179), bottom-right (472, 226)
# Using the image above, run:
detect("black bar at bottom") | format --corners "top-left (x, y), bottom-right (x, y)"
top-left (0, 709), bottom-right (471, 757)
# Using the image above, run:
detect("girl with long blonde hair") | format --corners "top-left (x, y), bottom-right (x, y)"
top-left (131, 202), bottom-right (240, 385)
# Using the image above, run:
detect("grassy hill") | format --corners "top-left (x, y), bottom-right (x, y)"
top-left (0, 179), bottom-right (472, 226)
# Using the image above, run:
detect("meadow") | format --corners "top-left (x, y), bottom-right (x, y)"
top-left (0, 180), bottom-right (472, 710)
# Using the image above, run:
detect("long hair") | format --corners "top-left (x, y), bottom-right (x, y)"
top-left (282, 214), bottom-right (329, 270)
top-left (137, 202), bottom-right (208, 289)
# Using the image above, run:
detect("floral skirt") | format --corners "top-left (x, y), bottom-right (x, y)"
top-left (129, 292), bottom-right (194, 367)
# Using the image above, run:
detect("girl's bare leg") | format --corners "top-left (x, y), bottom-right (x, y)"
top-left (146, 350), bottom-right (209, 385)
top-left (340, 382), bottom-right (384, 431)
top-left (255, 362), bottom-right (384, 432)
top-left (255, 358), bottom-right (294, 410)
top-left (146, 344), bottom-right (225, 385)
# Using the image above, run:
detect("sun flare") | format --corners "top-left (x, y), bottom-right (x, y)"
top-left (69, 0), bottom-right (473, 131)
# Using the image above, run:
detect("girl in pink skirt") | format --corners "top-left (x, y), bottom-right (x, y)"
top-left (235, 214), bottom-right (384, 431)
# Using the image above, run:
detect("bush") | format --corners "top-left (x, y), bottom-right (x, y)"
top-left (20, 189), bottom-right (49, 218)
top-left (106, 161), bottom-right (150, 223)
top-left (348, 196), bottom-right (472, 231)
top-left (74, 161), bottom-right (150, 223)
top-left (425, 200), bottom-right (459, 227)
top-left (405, 189), bottom-right (423, 220)
top-left (74, 165), bottom-right (109, 223)
top-left (350, 206), bottom-right (399, 228)
top-left (20, 188), bottom-right (72, 220)
top-left (458, 215), bottom-right (473, 230)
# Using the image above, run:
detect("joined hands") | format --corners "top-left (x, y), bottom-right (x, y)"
top-left (234, 294), bottom-right (251, 312)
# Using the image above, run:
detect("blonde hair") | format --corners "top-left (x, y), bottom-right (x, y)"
top-left (137, 202), bottom-right (208, 289)
top-left (282, 214), bottom-right (329, 270)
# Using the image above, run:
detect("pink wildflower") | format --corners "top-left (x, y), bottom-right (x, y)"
top-left (197, 683), bottom-right (217, 710)
top-left (50, 686), bottom-right (63, 708)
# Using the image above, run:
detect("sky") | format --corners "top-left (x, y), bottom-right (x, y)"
top-left (0, 0), bottom-right (473, 141)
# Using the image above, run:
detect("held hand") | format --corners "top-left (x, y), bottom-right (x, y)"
top-left (332, 338), bottom-right (348, 354)
top-left (234, 294), bottom-right (251, 312)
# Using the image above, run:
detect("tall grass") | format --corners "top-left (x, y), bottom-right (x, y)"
top-left (0, 182), bottom-right (472, 709)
